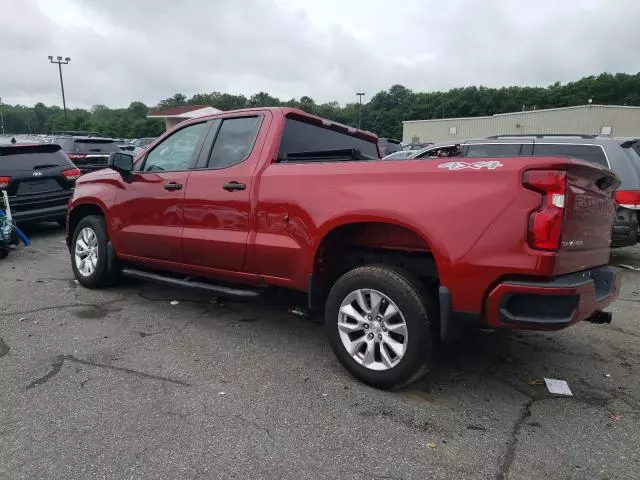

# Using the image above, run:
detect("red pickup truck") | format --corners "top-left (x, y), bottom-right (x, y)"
top-left (66, 107), bottom-right (622, 389)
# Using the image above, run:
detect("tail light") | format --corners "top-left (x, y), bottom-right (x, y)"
top-left (0, 176), bottom-right (10, 189)
top-left (614, 190), bottom-right (640, 210)
top-left (523, 170), bottom-right (567, 251)
top-left (62, 168), bottom-right (82, 181)
top-left (68, 153), bottom-right (86, 161)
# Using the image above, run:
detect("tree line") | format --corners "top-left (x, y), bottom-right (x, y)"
top-left (1, 72), bottom-right (639, 140)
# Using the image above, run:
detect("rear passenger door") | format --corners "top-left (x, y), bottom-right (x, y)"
top-left (181, 113), bottom-right (268, 272)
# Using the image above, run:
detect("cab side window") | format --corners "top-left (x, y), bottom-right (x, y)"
top-left (206, 116), bottom-right (262, 169)
top-left (141, 122), bottom-right (209, 172)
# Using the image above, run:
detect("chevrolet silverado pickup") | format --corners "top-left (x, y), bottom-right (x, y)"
top-left (66, 107), bottom-right (622, 389)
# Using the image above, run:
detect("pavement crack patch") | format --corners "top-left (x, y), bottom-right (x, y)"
top-left (219, 413), bottom-right (273, 440)
top-left (359, 408), bottom-right (440, 434)
top-left (138, 327), bottom-right (172, 338)
top-left (26, 357), bottom-right (64, 389)
top-left (495, 399), bottom-right (533, 480)
top-left (0, 337), bottom-right (10, 358)
top-left (2, 298), bottom-right (128, 318)
top-left (26, 355), bottom-right (190, 390)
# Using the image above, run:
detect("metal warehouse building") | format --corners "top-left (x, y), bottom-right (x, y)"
top-left (402, 105), bottom-right (640, 144)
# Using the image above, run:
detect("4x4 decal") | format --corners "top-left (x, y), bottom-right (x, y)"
top-left (438, 161), bottom-right (504, 170)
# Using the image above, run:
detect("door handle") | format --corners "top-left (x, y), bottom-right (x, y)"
top-left (223, 181), bottom-right (246, 192)
top-left (164, 182), bottom-right (183, 191)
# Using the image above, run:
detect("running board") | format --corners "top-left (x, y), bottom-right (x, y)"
top-left (121, 268), bottom-right (262, 299)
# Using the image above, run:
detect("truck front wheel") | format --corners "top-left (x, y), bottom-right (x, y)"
top-left (71, 215), bottom-right (120, 289)
top-left (325, 265), bottom-right (433, 389)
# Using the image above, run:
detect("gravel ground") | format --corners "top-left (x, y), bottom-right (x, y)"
top-left (1, 224), bottom-right (639, 480)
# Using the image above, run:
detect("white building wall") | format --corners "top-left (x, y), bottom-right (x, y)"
top-left (402, 105), bottom-right (640, 143)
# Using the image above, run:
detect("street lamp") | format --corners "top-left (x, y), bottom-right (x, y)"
top-left (356, 92), bottom-right (365, 128)
top-left (48, 55), bottom-right (71, 117)
top-left (0, 97), bottom-right (4, 135)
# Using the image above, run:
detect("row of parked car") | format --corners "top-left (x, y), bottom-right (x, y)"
top-left (2, 130), bottom-right (639, 249)
top-left (0, 133), bottom-right (156, 227)
top-left (382, 134), bottom-right (640, 248)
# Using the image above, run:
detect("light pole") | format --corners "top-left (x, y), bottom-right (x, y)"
top-left (356, 92), bottom-right (365, 128)
top-left (0, 97), bottom-right (4, 135)
top-left (48, 55), bottom-right (71, 117)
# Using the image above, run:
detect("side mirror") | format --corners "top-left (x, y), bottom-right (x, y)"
top-left (108, 152), bottom-right (134, 181)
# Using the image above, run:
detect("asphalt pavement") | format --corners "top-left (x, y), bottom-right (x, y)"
top-left (1, 224), bottom-right (639, 480)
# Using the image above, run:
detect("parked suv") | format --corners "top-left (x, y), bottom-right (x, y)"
top-left (50, 136), bottom-right (121, 173)
top-left (0, 141), bottom-right (81, 225)
top-left (410, 135), bottom-right (640, 247)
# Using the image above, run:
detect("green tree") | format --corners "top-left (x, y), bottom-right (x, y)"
top-left (3, 72), bottom-right (640, 139)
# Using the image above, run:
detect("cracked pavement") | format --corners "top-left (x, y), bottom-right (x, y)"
top-left (1, 224), bottom-right (639, 479)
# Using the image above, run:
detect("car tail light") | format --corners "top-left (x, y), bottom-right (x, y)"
top-left (614, 190), bottom-right (640, 210)
top-left (523, 170), bottom-right (567, 251)
top-left (0, 176), bottom-right (10, 189)
top-left (62, 168), bottom-right (82, 181)
top-left (68, 153), bottom-right (86, 161)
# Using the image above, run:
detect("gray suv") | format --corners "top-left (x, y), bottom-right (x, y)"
top-left (410, 135), bottom-right (640, 248)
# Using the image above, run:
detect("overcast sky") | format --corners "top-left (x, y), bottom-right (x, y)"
top-left (1, 0), bottom-right (639, 108)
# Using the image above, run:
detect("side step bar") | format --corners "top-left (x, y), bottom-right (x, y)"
top-left (121, 267), bottom-right (262, 299)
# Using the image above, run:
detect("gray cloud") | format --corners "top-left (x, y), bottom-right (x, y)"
top-left (1, 0), bottom-right (639, 108)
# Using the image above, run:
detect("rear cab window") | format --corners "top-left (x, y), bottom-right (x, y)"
top-left (278, 117), bottom-right (378, 162)
top-left (532, 144), bottom-right (609, 168)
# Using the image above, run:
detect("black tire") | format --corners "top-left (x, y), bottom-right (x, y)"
top-left (70, 215), bottom-right (120, 288)
top-left (0, 248), bottom-right (8, 259)
top-left (325, 264), bottom-right (433, 389)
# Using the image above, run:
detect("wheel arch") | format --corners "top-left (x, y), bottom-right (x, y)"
top-left (308, 215), bottom-right (447, 305)
top-left (67, 202), bottom-right (107, 249)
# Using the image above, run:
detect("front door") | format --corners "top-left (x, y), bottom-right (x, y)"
top-left (112, 121), bottom-right (211, 263)
top-left (182, 114), bottom-right (266, 271)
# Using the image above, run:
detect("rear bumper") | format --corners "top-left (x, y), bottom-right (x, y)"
top-left (10, 191), bottom-right (72, 224)
top-left (485, 265), bottom-right (621, 330)
top-left (13, 205), bottom-right (68, 223)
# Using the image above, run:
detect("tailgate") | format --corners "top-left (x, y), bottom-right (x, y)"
top-left (556, 159), bottom-right (619, 273)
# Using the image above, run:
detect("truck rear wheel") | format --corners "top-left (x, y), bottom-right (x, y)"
top-left (71, 215), bottom-right (120, 289)
top-left (325, 265), bottom-right (433, 389)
